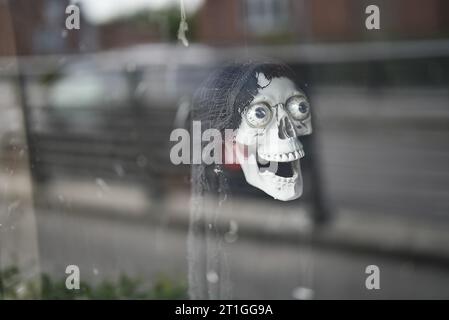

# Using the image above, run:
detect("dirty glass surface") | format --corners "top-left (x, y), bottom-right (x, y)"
top-left (1, 0), bottom-right (449, 299)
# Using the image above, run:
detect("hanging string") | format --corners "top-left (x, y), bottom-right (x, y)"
top-left (177, 0), bottom-right (189, 47)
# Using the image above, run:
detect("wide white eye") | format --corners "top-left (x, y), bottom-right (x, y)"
top-left (245, 102), bottom-right (272, 128)
top-left (286, 95), bottom-right (310, 120)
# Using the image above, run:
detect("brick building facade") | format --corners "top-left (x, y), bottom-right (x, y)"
top-left (0, 0), bottom-right (94, 56)
top-left (1, 0), bottom-right (449, 56)
top-left (197, 0), bottom-right (449, 45)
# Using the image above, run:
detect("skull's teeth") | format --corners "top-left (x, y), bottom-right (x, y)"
top-left (259, 150), bottom-right (304, 161)
top-left (273, 176), bottom-right (295, 183)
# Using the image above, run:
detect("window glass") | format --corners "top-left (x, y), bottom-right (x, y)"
top-left (1, 0), bottom-right (449, 300)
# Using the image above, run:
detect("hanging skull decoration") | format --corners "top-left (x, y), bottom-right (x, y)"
top-left (235, 71), bottom-right (312, 201)
top-left (192, 61), bottom-right (312, 202)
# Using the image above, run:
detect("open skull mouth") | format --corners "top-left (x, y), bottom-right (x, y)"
top-left (256, 151), bottom-right (304, 181)
top-left (235, 143), bottom-right (305, 201)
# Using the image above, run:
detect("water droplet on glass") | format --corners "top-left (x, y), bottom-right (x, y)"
top-left (224, 219), bottom-right (239, 243)
top-left (206, 271), bottom-right (219, 283)
top-left (135, 82), bottom-right (146, 97)
top-left (229, 220), bottom-right (238, 233)
top-left (114, 163), bottom-right (125, 177)
top-left (16, 285), bottom-right (26, 295)
top-left (95, 178), bottom-right (110, 192)
top-left (136, 155), bottom-right (148, 168)
top-left (224, 232), bottom-right (238, 243)
top-left (292, 287), bottom-right (314, 300)
top-left (7, 200), bottom-right (21, 214)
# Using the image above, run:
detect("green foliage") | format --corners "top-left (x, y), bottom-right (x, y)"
top-left (150, 275), bottom-right (188, 300)
top-left (40, 70), bottom-right (62, 85)
top-left (0, 266), bottom-right (187, 300)
top-left (0, 266), bottom-right (40, 299)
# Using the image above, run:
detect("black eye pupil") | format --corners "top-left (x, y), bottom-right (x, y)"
top-left (255, 107), bottom-right (266, 119)
top-left (298, 102), bottom-right (308, 113)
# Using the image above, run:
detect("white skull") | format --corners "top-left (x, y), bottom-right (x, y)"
top-left (235, 73), bottom-right (312, 201)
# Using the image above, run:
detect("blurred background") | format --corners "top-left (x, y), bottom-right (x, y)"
top-left (1, 0), bottom-right (449, 299)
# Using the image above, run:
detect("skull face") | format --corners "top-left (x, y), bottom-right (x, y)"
top-left (235, 73), bottom-right (312, 201)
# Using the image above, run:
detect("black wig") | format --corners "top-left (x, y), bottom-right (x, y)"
top-left (187, 60), bottom-right (298, 299)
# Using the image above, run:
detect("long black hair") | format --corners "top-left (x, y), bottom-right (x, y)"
top-left (187, 60), bottom-right (297, 299)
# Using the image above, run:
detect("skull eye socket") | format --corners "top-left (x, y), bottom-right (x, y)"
top-left (286, 95), bottom-right (310, 120)
top-left (245, 102), bottom-right (272, 128)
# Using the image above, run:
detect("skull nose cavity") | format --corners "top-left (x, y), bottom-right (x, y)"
top-left (278, 116), bottom-right (296, 139)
